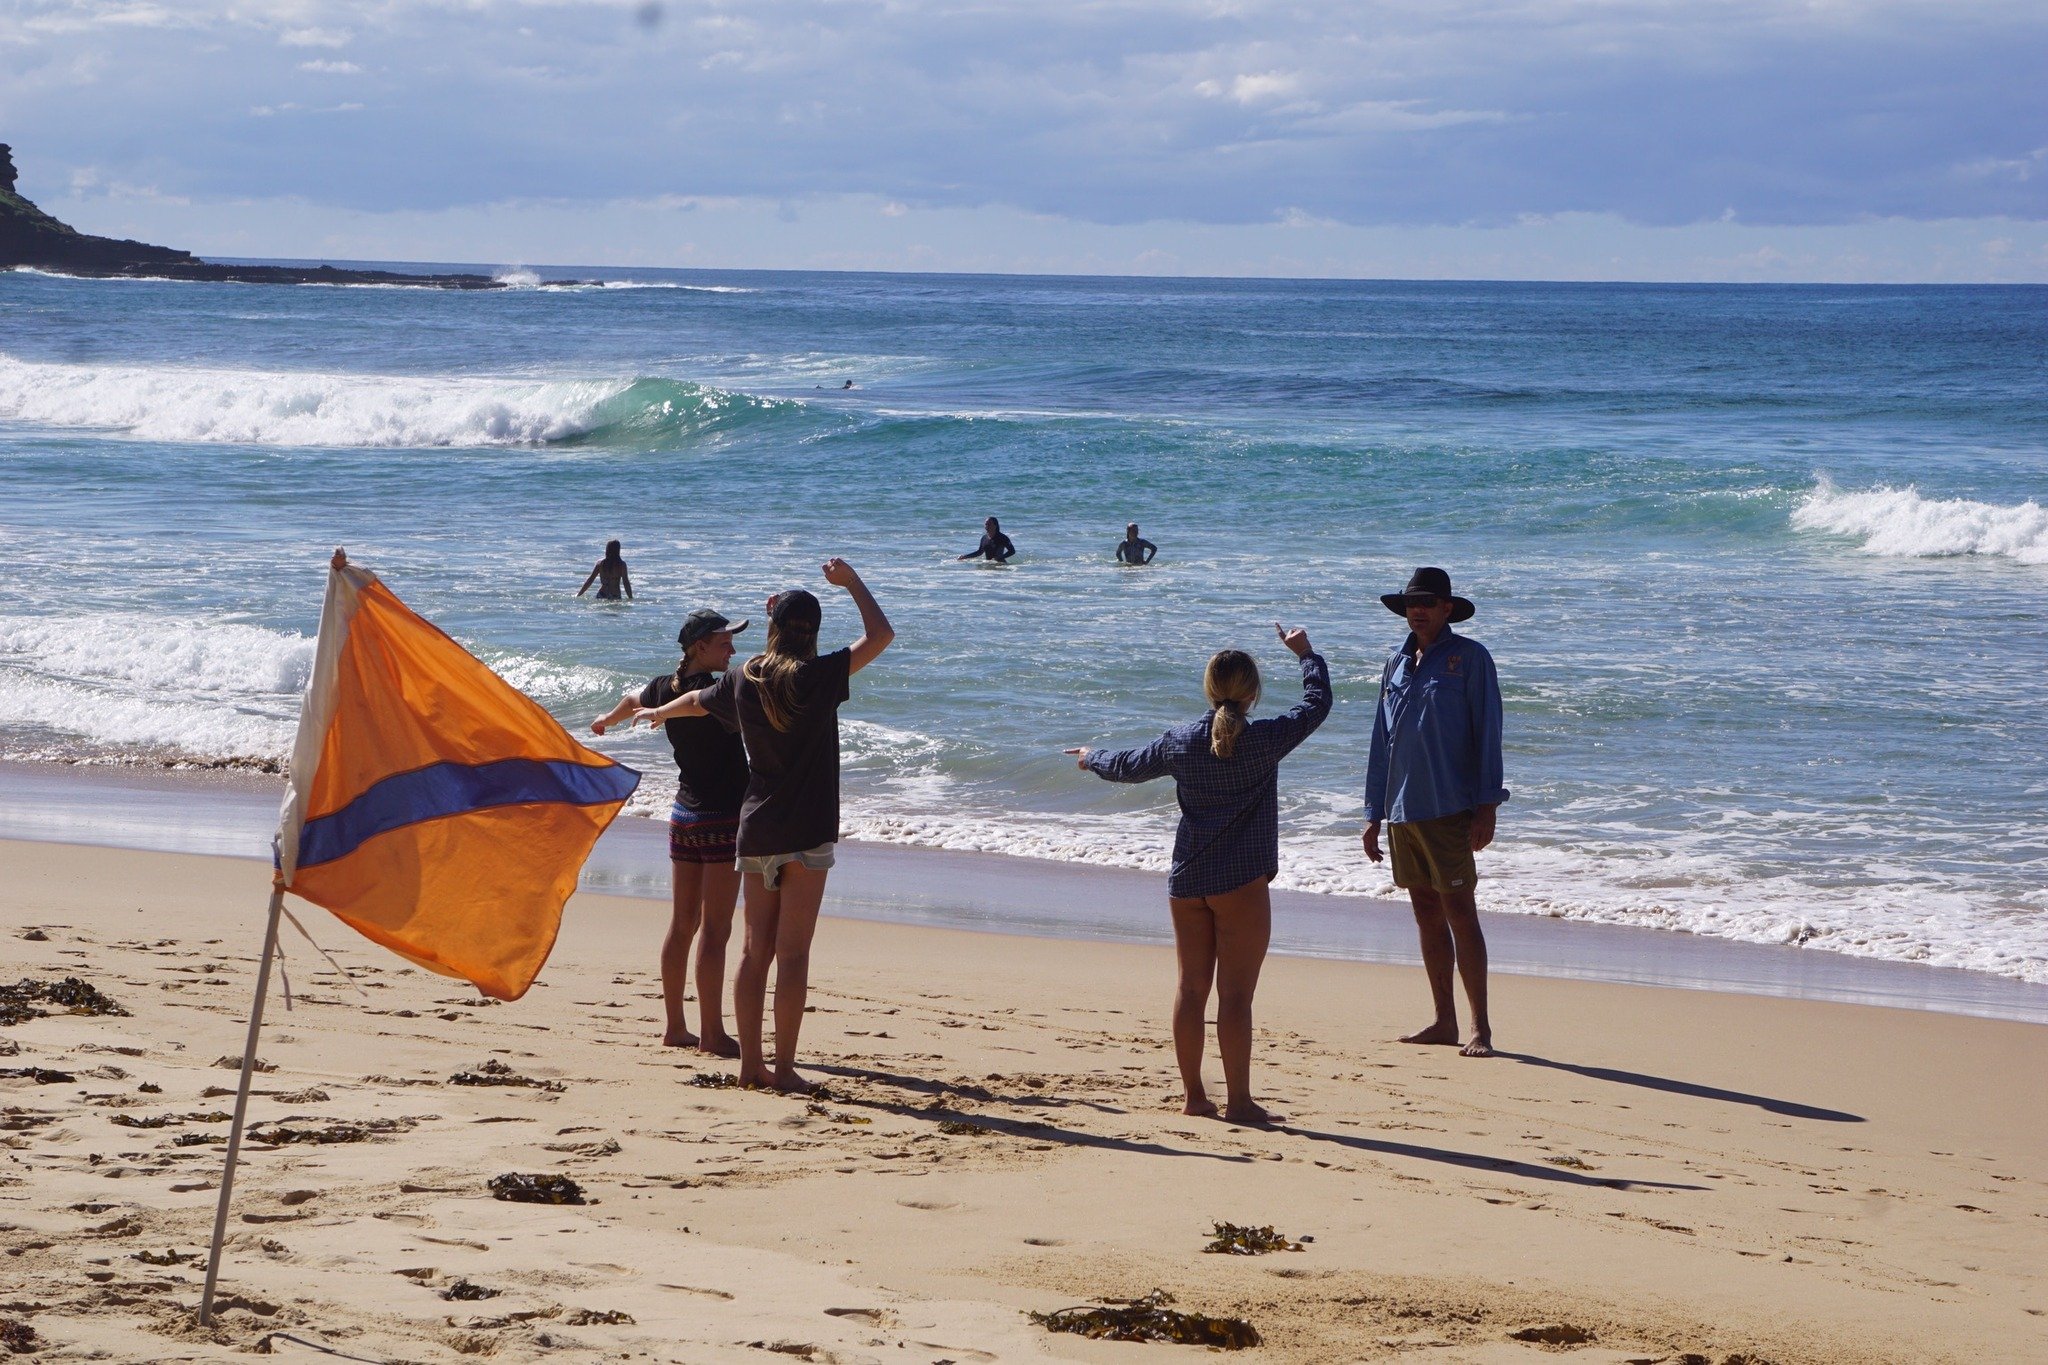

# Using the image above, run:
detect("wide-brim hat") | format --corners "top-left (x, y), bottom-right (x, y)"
top-left (768, 588), bottom-right (822, 633)
top-left (678, 609), bottom-right (750, 648)
top-left (1380, 566), bottom-right (1474, 623)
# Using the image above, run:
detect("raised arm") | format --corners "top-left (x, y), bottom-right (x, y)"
top-left (823, 557), bottom-right (895, 674)
top-left (1263, 625), bottom-right (1331, 755)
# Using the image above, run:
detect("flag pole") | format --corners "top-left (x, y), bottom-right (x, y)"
top-left (197, 882), bottom-right (286, 1324)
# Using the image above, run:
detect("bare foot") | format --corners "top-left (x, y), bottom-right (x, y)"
top-left (1183, 1094), bottom-right (1219, 1118)
top-left (662, 1028), bottom-right (699, 1049)
top-left (735, 1067), bottom-right (770, 1090)
top-left (1399, 1022), bottom-right (1460, 1045)
top-left (697, 1033), bottom-right (741, 1059)
top-left (1460, 1033), bottom-right (1494, 1058)
top-left (1222, 1100), bottom-right (1275, 1127)
top-left (771, 1069), bottom-right (819, 1095)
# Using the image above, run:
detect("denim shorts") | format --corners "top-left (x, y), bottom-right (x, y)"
top-left (736, 840), bottom-right (836, 889)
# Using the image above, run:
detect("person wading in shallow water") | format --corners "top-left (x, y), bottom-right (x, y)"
top-left (1067, 622), bottom-right (1331, 1126)
top-left (591, 608), bottom-right (750, 1054)
top-left (956, 516), bottom-right (1017, 563)
top-left (1361, 566), bottom-right (1508, 1058)
top-left (1115, 522), bottom-right (1158, 565)
top-left (578, 540), bottom-right (633, 600)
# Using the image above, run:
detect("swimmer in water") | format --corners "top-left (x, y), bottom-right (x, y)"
top-left (578, 540), bottom-right (634, 601)
top-left (1116, 523), bottom-right (1158, 565)
top-left (956, 517), bottom-right (1017, 564)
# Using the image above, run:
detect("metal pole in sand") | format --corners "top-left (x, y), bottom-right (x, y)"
top-left (198, 884), bottom-right (286, 1326)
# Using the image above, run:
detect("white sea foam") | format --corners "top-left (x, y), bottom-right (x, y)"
top-left (0, 355), bottom-right (640, 448)
top-left (493, 267), bottom-right (543, 288)
top-left (1794, 478), bottom-right (2048, 563)
top-left (0, 614), bottom-right (314, 697)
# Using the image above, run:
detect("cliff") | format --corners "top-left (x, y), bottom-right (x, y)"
top-left (0, 144), bottom-right (535, 289)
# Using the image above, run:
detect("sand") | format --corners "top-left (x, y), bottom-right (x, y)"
top-left (2, 837), bottom-right (2044, 1363)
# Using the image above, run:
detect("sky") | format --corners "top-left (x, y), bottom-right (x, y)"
top-left (3, 0), bottom-right (2045, 281)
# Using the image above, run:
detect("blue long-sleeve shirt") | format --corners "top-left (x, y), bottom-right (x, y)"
top-left (1085, 652), bottom-right (1332, 898)
top-left (1362, 628), bottom-right (1508, 826)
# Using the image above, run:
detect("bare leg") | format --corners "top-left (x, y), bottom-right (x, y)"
top-left (1439, 885), bottom-right (1493, 1057)
top-left (661, 861), bottom-right (705, 1047)
top-left (734, 871), bottom-right (778, 1088)
top-left (1400, 886), bottom-right (1461, 1046)
top-left (694, 862), bottom-right (741, 1057)
top-left (1209, 880), bottom-right (1273, 1124)
top-left (1168, 898), bottom-right (1218, 1117)
top-left (767, 863), bottom-right (829, 1093)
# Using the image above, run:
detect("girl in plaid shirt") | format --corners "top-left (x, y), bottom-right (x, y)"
top-left (1067, 624), bottom-right (1330, 1125)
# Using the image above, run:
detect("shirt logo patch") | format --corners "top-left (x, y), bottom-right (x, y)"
top-left (1446, 654), bottom-right (1464, 675)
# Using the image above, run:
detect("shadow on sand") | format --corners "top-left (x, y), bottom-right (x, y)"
top-left (1280, 1124), bottom-right (1709, 1191)
top-left (1497, 1052), bottom-right (1864, 1123)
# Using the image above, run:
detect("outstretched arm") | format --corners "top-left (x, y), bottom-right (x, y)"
top-left (635, 687), bottom-right (710, 726)
top-left (576, 563), bottom-right (600, 596)
top-left (591, 687), bottom-right (641, 736)
top-left (1070, 732), bottom-right (1172, 783)
top-left (824, 558), bottom-right (895, 674)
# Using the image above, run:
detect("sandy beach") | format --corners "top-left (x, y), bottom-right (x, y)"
top-left (4, 835), bottom-right (2044, 1363)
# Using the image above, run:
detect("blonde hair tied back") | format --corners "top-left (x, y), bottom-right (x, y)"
top-left (1205, 649), bottom-right (1261, 760)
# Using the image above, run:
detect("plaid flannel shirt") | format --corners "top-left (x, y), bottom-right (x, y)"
top-left (1085, 651), bottom-right (1332, 898)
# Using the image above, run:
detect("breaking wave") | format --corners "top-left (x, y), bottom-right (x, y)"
top-left (0, 355), bottom-right (796, 449)
top-left (1794, 478), bottom-right (2048, 564)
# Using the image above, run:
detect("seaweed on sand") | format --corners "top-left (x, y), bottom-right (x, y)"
top-left (1029, 1290), bottom-right (1259, 1348)
top-left (1202, 1222), bottom-right (1304, 1255)
top-left (0, 975), bottom-right (129, 1026)
top-left (247, 1117), bottom-right (416, 1146)
top-left (449, 1058), bottom-right (566, 1092)
top-left (440, 1279), bottom-right (501, 1301)
top-left (487, 1172), bottom-right (587, 1205)
top-left (686, 1072), bottom-right (740, 1089)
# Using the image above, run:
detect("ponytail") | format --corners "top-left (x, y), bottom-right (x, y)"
top-left (1204, 649), bottom-right (1260, 760)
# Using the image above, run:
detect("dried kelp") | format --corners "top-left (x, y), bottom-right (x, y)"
top-left (211, 1055), bottom-right (277, 1072)
top-left (133, 1248), bottom-right (197, 1266)
top-left (449, 1059), bottom-right (564, 1092)
top-left (564, 1308), bottom-right (635, 1325)
top-left (488, 1172), bottom-right (587, 1205)
top-left (1030, 1290), bottom-right (1259, 1349)
top-left (806, 1103), bottom-right (871, 1126)
top-left (0, 1317), bottom-right (40, 1354)
top-left (0, 976), bottom-right (129, 1026)
top-left (109, 1114), bottom-right (174, 1129)
top-left (935, 1119), bottom-right (990, 1136)
top-left (1203, 1222), bottom-right (1303, 1255)
top-left (686, 1072), bottom-right (740, 1089)
top-left (0, 1067), bottom-right (75, 1085)
top-left (440, 1279), bottom-right (501, 1301)
top-left (248, 1117), bottom-right (416, 1146)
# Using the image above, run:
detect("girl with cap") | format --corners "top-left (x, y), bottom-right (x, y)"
top-left (591, 608), bottom-right (751, 1053)
top-left (634, 558), bottom-right (895, 1092)
top-left (1064, 623), bottom-right (1330, 1125)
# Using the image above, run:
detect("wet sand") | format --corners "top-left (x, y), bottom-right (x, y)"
top-left (3, 837), bottom-right (2044, 1363)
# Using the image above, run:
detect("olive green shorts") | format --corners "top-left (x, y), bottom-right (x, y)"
top-left (1388, 811), bottom-right (1478, 894)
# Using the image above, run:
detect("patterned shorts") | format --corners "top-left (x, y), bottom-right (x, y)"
top-left (669, 804), bottom-right (740, 864)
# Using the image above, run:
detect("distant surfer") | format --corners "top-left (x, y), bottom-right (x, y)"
top-left (578, 540), bottom-right (634, 601)
top-left (957, 516), bottom-right (1017, 564)
top-left (1116, 523), bottom-right (1158, 565)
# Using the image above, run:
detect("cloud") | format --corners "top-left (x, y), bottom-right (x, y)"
top-left (2, 0), bottom-right (2043, 242)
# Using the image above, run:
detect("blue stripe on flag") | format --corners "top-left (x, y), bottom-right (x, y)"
top-left (296, 758), bottom-right (641, 870)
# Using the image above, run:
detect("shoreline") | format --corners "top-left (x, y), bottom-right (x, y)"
top-left (5, 756), bottom-right (2045, 1025)
top-left (2, 837), bottom-right (2043, 1362)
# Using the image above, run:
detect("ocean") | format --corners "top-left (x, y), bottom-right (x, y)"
top-left (2, 266), bottom-right (2043, 984)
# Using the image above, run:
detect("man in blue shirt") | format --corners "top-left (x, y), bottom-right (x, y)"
top-left (1361, 567), bottom-right (1508, 1057)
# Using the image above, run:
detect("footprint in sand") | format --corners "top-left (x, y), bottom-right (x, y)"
top-left (912, 1343), bottom-right (995, 1363)
top-left (659, 1283), bottom-right (734, 1300)
top-left (896, 1199), bottom-right (959, 1211)
top-left (824, 1307), bottom-right (895, 1326)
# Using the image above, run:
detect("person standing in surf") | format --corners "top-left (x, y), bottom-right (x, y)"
top-left (957, 516), bottom-right (1017, 563)
top-left (578, 539), bottom-right (634, 600)
top-left (1360, 567), bottom-right (1508, 1059)
top-left (635, 559), bottom-right (895, 1092)
top-left (1065, 623), bottom-right (1330, 1125)
top-left (1116, 522), bottom-right (1158, 565)
top-left (591, 609), bottom-right (751, 1054)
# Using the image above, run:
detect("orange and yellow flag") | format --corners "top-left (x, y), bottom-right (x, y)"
top-left (274, 553), bottom-right (638, 1000)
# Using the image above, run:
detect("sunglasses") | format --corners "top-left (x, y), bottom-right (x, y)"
top-left (1403, 593), bottom-right (1442, 608)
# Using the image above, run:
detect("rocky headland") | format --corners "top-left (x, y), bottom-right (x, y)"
top-left (0, 144), bottom-right (558, 289)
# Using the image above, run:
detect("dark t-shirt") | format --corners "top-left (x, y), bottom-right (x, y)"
top-left (638, 671), bottom-right (749, 814)
top-left (699, 648), bottom-right (853, 856)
